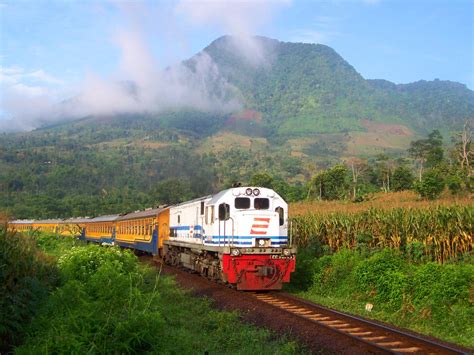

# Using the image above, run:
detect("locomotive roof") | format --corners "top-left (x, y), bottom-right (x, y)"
top-left (207, 187), bottom-right (279, 204)
top-left (171, 195), bottom-right (212, 208)
top-left (88, 215), bottom-right (120, 223)
top-left (116, 207), bottom-right (166, 221)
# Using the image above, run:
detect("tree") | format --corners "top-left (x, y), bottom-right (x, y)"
top-left (373, 154), bottom-right (394, 192)
top-left (344, 158), bottom-right (368, 199)
top-left (310, 165), bottom-right (349, 200)
top-left (452, 120), bottom-right (473, 176)
top-left (414, 169), bottom-right (445, 200)
top-left (409, 130), bottom-right (444, 181)
top-left (391, 166), bottom-right (414, 191)
top-left (249, 172), bottom-right (274, 188)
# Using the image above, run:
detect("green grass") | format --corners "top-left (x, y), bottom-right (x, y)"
top-left (289, 248), bottom-right (473, 348)
top-left (15, 234), bottom-right (302, 354)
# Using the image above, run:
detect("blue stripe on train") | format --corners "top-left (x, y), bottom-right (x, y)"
top-left (170, 225), bottom-right (203, 231)
top-left (81, 229), bottom-right (159, 256)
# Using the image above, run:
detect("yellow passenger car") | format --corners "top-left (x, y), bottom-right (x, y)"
top-left (115, 207), bottom-right (169, 255)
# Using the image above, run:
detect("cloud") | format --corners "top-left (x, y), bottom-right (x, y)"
top-left (176, 0), bottom-right (291, 65)
top-left (1, 0), bottom-right (288, 132)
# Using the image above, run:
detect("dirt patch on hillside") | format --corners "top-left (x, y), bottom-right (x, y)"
top-left (226, 110), bottom-right (263, 125)
top-left (361, 119), bottom-right (413, 136)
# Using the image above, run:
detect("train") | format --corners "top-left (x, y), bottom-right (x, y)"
top-left (8, 186), bottom-right (297, 290)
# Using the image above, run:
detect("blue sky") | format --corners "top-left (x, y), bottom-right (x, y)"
top-left (0, 0), bottom-right (473, 130)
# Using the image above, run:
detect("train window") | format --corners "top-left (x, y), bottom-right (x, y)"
top-left (218, 203), bottom-right (230, 221)
top-left (177, 215), bottom-right (181, 224)
top-left (211, 206), bottom-right (215, 224)
top-left (255, 198), bottom-right (270, 210)
top-left (200, 201), bottom-right (204, 215)
top-left (235, 197), bottom-right (250, 209)
top-left (276, 207), bottom-right (284, 226)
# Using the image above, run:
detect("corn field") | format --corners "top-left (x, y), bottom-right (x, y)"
top-left (290, 205), bottom-right (473, 263)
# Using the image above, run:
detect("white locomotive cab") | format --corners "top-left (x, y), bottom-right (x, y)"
top-left (168, 187), bottom-right (288, 249)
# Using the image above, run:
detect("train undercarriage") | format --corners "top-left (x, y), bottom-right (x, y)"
top-left (163, 241), bottom-right (296, 290)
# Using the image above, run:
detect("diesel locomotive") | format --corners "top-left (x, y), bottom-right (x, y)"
top-left (8, 186), bottom-right (296, 290)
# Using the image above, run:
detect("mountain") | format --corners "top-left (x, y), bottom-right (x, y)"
top-left (1, 36), bottom-right (474, 218)
top-left (193, 36), bottom-right (474, 137)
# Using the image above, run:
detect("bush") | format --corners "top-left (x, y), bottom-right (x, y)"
top-left (17, 245), bottom-right (163, 354)
top-left (414, 169), bottom-right (445, 199)
top-left (392, 166), bottom-right (414, 191)
top-left (57, 244), bottom-right (137, 282)
top-left (354, 249), bottom-right (407, 310)
top-left (18, 242), bottom-right (300, 354)
top-left (446, 174), bottom-right (463, 195)
top-left (0, 229), bottom-right (58, 352)
top-left (302, 248), bottom-right (474, 347)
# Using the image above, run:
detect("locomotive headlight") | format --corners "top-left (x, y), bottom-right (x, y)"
top-left (283, 249), bottom-right (291, 256)
top-left (246, 188), bottom-right (253, 196)
top-left (231, 248), bottom-right (241, 256)
top-left (257, 239), bottom-right (266, 247)
top-left (253, 188), bottom-right (260, 196)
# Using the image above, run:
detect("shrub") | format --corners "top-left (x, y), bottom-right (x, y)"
top-left (57, 244), bottom-right (137, 282)
top-left (354, 249), bottom-right (408, 310)
top-left (414, 169), bottom-right (445, 199)
top-left (392, 166), bottom-right (414, 191)
top-left (446, 174), bottom-right (463, 195)
top-left (0, 229), bottom-right (58, 352)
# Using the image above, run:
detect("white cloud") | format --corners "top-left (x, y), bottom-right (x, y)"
top-left (29, 70), bottom-right (64, 85)
top-left (1, 0), bottom-right (290, 131)
top-left (176, 0), bottom-right (291, 65)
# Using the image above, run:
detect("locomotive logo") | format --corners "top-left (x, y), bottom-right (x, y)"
top-left (250, 218), bottom-right (270, 235)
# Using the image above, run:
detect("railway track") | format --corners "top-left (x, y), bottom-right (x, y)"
top-left (250, 292), bottom-right (467, 354)
top-left (144, 258), bottom-right (469, 354)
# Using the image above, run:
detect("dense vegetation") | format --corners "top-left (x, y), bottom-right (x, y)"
top-left (1, 123), bottom-right (472, 219)
top-left (0, 228), bottom-right (59, 351)
top-left (1, 37), bottom-right (473, 220)
top-left (289, 248), bottom-right (473, 347)
top-left (3, 231), bottom-right (300, 353)
top-left (201, 36), bottom-right (474, 136)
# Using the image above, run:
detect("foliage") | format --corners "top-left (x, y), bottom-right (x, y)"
top-left (0, 229), bottom-right (58, 351)
top-left (414, 169), bottom-right (446, 199)
top-left (391, 166), bottom-right (414, 191)
top-left (310, 165), bottom-right (350, 200)
top-left (17, 237), bottom-right (300, 354)
top-left (298, 248), bottom-right (474, 347)
top-left (250, 172), bottom-right (274, 188)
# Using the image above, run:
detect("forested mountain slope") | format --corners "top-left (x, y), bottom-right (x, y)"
top-left (1, 36), bottom-right (473, 218)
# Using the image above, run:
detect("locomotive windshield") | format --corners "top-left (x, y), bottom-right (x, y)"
top-left (254, 198), bottom-right (270, 210)
top-left (235, 197), bottom-right (250, 209)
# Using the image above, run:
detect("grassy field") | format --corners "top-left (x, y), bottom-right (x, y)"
top-left (1, 229), bottom-right (302, 354)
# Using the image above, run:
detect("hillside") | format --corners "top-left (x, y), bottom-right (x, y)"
top-left (196, 36), bottom-right (474, 137)
top-left (1, 35), bottom-right (473, 218)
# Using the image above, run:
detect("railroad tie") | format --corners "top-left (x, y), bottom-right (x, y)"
top-left (347, 331), bottom-right (373, 336)
top-left (362, 336), bottom-right (388, 341)
top-left (377, 341), bottom-right (405, 347)
top-left (390, 347), bottom-right (421, 353)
